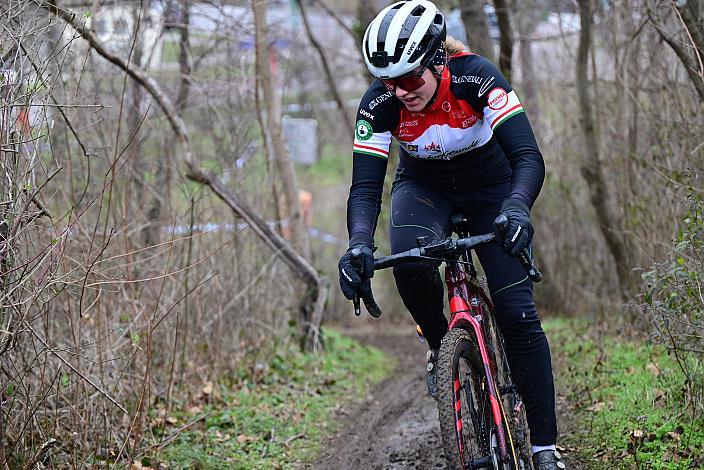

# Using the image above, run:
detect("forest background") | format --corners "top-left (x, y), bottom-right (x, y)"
top-left (1, 0), bottom-right (702, 467)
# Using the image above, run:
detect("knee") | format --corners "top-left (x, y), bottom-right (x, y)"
top-left (492, 288), bottom-right (544, 341)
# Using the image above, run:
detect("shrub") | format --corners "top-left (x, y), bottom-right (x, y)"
top-left (642, 175), bottom-right (704, 415)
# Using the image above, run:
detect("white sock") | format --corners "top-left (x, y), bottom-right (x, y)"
top-left (531, 444), bottom-right (556, 455)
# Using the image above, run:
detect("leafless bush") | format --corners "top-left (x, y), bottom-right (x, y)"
top-left (0, 1), bottom-right (306, 466)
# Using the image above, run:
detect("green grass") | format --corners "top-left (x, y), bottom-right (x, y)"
top-left (149, 329), bottom-right (394, 469)
top-left (544, 317), bottom-right (704, 469)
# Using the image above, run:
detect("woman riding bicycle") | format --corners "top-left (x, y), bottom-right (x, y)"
top-left (337, 1), bottom-right (565, 468)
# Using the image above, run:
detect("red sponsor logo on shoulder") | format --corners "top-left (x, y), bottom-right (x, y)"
top-left (487, 87), bottom-right (508, 110)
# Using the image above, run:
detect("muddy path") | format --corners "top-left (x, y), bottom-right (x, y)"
top-left (315, 330), bottom-right (446, 469)
top-left (315, 326), bottom-right (579, 469)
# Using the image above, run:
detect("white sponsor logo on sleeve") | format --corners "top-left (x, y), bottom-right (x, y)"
top-left (478, 76), bottom-right (495, 97)
top-left (360, 108), bottom-right (375, 120)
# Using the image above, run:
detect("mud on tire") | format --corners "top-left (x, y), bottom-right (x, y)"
top-left (436, 328), bottom-right (490, 469)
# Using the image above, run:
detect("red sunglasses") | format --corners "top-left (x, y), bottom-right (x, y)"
top-left (381, 66), bottom-right (426, 92)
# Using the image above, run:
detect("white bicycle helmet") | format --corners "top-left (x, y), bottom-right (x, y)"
top-left (363, 0), bottom-right (446, 79)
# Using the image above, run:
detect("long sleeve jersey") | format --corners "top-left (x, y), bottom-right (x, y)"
top-left (347, 52), bottom-right (545, 248)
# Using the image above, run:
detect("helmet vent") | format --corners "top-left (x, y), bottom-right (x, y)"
top-left (370, 50), bottom-right (390, 67)
top-left (409, 35), bottom-right (431, 63)
top-left (411, 5), bottom-right (425, 16)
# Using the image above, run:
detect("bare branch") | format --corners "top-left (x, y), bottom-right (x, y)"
top-left (41, 0), bottom-right (193, 164)
top-left (310, 0), bottom-right (360, 54)
top-left (297, 0), bottom-right (353, 136)
top-left (26, 324), bottom-right (128, 414)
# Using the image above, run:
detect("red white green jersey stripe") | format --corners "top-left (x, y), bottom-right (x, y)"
top-left (486, 90), bottom-right (524, 130)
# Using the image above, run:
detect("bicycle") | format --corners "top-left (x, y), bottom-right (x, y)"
top-left (351, 213), bottom-right (542, 469)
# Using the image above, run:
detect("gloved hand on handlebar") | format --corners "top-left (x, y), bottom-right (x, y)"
top-left (338, 244), bottom-right (375, 300)
top-left (493, 198), bottom-right (534, 257)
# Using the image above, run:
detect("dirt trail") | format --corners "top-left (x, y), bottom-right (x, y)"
top-left (315, 331), bottom-right (445, 469)
top-left (315, 327), bottom-right (579, 469)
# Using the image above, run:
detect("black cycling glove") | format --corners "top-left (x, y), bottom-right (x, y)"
top-left (493, 198), bottom-right (534, 257)
top-left (338, 245), bottom-right (374, 300)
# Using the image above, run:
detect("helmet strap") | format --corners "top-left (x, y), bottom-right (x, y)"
top-left (423, 45), bottom-right (446, 108)
top-left (424, 74), bottom-right (442, 109)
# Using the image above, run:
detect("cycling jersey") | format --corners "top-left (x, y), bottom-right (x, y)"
top-left (347, 53), bottom-right (545, 248)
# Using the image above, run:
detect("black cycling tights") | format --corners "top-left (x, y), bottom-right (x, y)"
top-left (389, 176), bottom-right (557, 446)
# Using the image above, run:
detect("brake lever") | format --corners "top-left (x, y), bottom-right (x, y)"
top-left (350, 248), bottom-right (383, 318)
top-left (362, 291), bottom-right (382, 318)
top-left (495, 215), bottom-right (543, 282)
top-left (518, 249), bottom-right (543, 282)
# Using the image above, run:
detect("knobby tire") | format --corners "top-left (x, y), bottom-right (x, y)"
top-left (437, 279), bottom-right (532, 470)
top-left (437, 328), bottom-right (491, 469)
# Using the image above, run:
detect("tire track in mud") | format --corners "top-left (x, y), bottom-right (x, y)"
top-left (315, 327), bottom-right (580, 469)
top-left (315, 332), bottom-right (446, 469)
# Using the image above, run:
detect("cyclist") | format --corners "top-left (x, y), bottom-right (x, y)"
top-left (337, 1), bottom-right (565, 468)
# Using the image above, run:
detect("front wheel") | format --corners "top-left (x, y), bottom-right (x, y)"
top-left (436, 328), bottom-right (492, 469)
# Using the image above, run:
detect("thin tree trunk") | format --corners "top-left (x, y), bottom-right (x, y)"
top-left (355, 0), bottom-right (376, 47)
top-left (576, 0), bottom-right (635, 297)
top-left (126, 7), bottom-right (155, 248)
top-left (252, 0), bottom-right (310, 260)
top-left (494, 0), bottom-right (513, 81)
top-left (297, 0), bottom-right (353, 136)
top-left (254, 63), bottom-right (285, 236)
top-left (459, 0), bottom-right (494, 60)
top-left (355, 0), bottom-right (377, 82)
top-left (175, 0), bottom-right (192, 386)
top-left (176, 0), bottom-right (191, 113)
top-left (515, 1), bottom-right (540, 123)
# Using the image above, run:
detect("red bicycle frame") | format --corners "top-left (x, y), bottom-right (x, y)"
top-left (445, 260), bottom-right (511, 465)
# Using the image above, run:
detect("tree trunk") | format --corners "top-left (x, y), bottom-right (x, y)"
top-left (355, 0), bottom-right (376, 48)
top-left (252, 0), bottom-right (310, 259)
top-left (494, 0), bottom-right (513, 81)
top-left (515, 0), bottom-right (540, 124)
top-left (354, 0), bottom-right (377, 82)
top-left (176, 0), bottom-right (192, 113)
top-left (576, 0), bottom-right (636, 297)
top-left (459, 0), bottom-right (494, 60)
top-left (126, 7), bottom-right (157, 248)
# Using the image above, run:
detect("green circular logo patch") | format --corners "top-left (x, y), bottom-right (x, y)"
top-left (355, 120), bottom-right (373, 141)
